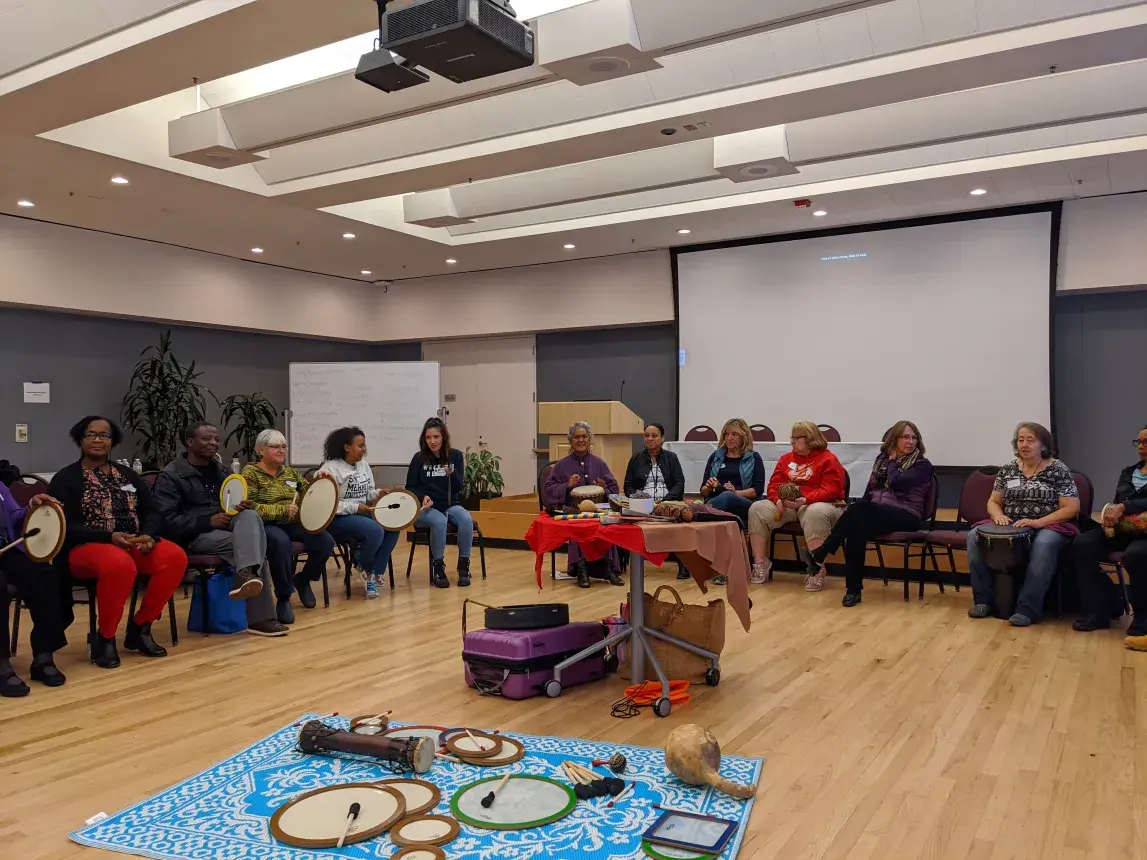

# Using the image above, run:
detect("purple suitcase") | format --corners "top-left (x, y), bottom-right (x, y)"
top-left (463, 622), bottom-right (607, 699)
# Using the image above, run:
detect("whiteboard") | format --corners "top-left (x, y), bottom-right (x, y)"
top-left (288, 362), bottom-right (441, 466)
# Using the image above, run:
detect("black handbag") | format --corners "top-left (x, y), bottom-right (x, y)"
top-left (463, 599), bottom-right (569, 634)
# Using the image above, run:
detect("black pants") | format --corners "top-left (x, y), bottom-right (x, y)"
top-left (821, 501), bottom-right (921, 592)
top-left (1071, 528), bottom-right (1147, 618)
top-left (0, 551), bottom-right (68, 659)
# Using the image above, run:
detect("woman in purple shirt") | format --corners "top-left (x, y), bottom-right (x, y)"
top-left (800, 421), bottom-right (933, 607)
top-left (0, 482), bottom-right (68, 697)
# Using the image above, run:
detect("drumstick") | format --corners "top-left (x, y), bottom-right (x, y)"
top-left (362, 710), bottom-right (391, 726)
top-left (336, 802), bottom-right (361, 848)
top-left (567, 762), bottom-right (599, 783)
top-left (561, 763), bottom-right (586, 785)
top-left (436, 751), bottom-right (463, 763)
top-left (464, 728), bottom-right (489, 751)
top-left (481, 772), bottom-right (512, 808)
top-left (606, 782), bottom-right (634, 808)
top-left (0, 527), bottom-right (40, 558)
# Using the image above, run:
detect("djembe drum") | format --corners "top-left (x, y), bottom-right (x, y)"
top-left (570, 484), bottom-right (605, 513)
top-left (298, 720), bottom-right (435, 774)
top-left (974, 524), bottom-right (1033, 617)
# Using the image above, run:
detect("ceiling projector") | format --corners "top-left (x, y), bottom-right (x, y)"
top-left (357, 0), bottom-right (534, 92)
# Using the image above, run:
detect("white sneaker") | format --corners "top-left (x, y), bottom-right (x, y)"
top-left (750, 561), bottom-right (771, 584)
top-left (804, 567), bottom-right (827, 592)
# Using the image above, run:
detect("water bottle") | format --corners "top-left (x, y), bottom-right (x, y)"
top-left (132, 457), bottom-right (143, 473)
top-left (231, 456), bottom-right (241, 474)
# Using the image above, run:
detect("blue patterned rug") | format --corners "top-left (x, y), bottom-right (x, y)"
top-left (70, 717), bottom-right (763, 860)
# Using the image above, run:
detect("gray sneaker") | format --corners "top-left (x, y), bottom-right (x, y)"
top-left (968, 603), bottom-right (991, 619)
top-left (1008, 613), bottom-right (1033, 627)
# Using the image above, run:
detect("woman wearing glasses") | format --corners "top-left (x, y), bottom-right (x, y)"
top-left (747, 421), bottom-right (846, 590)
top-left (798, 421), bottom-right (933, 606)
top-left (1071, 425), bottom-right (1147, 647)
top-left (48, 416), bottom-right (187, 668)
top-left (241, 430), bottom-right (336, 624)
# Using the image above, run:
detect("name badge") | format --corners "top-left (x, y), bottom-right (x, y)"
top-left (286, 480), bottom-right (298, 488)
top-left (1006, 478), bottom-right (1021, 489)
top-left (120, 484), bottom-right (137, 493)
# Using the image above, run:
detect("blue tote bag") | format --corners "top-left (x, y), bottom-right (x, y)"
top-left (187, 570), bottom-right (248, 634)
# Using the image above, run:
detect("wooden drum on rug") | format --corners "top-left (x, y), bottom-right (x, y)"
top-left (445, 731), bottom-right (501, 760)
top-left (391, 847), bottom-right (446, 860)
top-left (21, 502), bottom-right (66, 563)
top-left (373, 490), bottom-right (421, 531)
top-left (451, 775), bottom-right (577, 831)
top-left (373, 779), bottom-right (441, 816)
top-left (299, 476), bottom-right (338, 534)
top-left (219, 474), bottom-right (247, 515)
top-left (383, 725), bottom-right (447, 746)
top-left (390, 815), bottom-right (460, 848)
top-left (269, 783), bottom-right (406, 848)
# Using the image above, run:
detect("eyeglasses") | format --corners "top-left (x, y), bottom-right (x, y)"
top-left (83, 432), bottom-right (113, 440)
top-left (790, 435), bottom-right (807, 441)
top-left (1134, 439), bottom-right (1147, 447)
top-left (265, 443), bottom-right (287, 450)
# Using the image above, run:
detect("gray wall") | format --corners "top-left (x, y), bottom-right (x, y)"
top-left (0, 308), bottom-right (418, 473)
top-left (1054, 289), bottom-right (1147, 505)
top-left (535, 324), bottom-right (677, 466)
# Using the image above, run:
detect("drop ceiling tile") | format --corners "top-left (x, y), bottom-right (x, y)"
top-left (918, 0), bottom-right (979, 43)
top-left (976, 0), bottom-right (1037, 31)
top-left (683, 48), bottom-right (737, 93)
top-left (644, 54), bottom-right (700, 101)
top-left (1020, 125), bottom-right (1070, 151)
top-left (816, 11), bottom-right (875, 66)
top-left (770, 22), bottom-right (826, 75)
top-left (994, 169), bottom-right (1038, 203)
top-left (722, 32), bottom-right (780, 86)
top-left (1034, 0), bottom-right (1103, 16)
top-left (946, 137), bottom-right (991, 162)
top-left (865, 0), bottom-right (926, 55)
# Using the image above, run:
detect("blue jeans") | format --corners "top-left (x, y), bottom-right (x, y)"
top-left (326, 514), bottom-right (400, 576)
top-left (967, 525), bottom-right (1070, 622)
top-left (707, 491), bottom-right (754, 525)
top-left (264, 523), bottom-right (336, 601)
top-left (416, 506), bottom-right (473, 560)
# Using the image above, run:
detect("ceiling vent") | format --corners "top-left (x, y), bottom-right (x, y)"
top-left (168, 109), bottom-right (266, 169)
top-left (713, 127), bottom-right (799, 183)
top-left (538, 0), bottom-right (660, 86)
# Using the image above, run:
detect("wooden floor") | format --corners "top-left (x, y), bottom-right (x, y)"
top-left (3, 549), bottom-right (1145, 860)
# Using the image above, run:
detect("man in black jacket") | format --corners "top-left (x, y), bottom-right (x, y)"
top-left (151, 422), bottom-right (287, 636)
top-left (623, 423), bottom-right (686, 501)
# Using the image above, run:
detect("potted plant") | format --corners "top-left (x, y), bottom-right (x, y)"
top-left (121, 330), bottom-right (213, 470)
top-left (220, 392), bottom-right (278, 464)
top-left (462, 447), bottom-right (505, 510)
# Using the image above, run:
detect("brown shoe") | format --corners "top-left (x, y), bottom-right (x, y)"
top-left (230, 567), bottom-right (264, 600)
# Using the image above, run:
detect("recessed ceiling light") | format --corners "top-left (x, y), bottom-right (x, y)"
top-left (446, 258), bottom-right (457, 264)
top-left (677, 228), bottom-right (691, 235)
top-left (343, 232), bottom-right (356, 239)
top-left (110, 176), bottom-right (129, 185)
top-left (564, 243), bottom-right (576, 249)
top-left (361, 270), bottom-right (372, 275)
top-left (813, 210), bottom-right (827, 217)
top-left (17, 200), bottom-right (34, 207)
top-left (970, 188), bottom-right (987, 196)
top-left (251, 247), bottom-right (264, 254)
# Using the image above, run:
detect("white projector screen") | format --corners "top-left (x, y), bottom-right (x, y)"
top-left (677, 212), bottom-right (1053, 466)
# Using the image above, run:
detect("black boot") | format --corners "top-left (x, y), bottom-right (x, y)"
top-left (432, 558), bottom-right (450, 589)
top-left (293, 574), bottom-right (317, 609)
top-left (1072, 613), bottom-right (1111, 632)
top-left (124, 620), bottom-right (168, 657)
top-left (276, 599), bottom-right (295, 625)
top-left (605, 568), bottom-right (625, 587)
top-left (572, 560), bottom-right (590, 589)
top-left (1128, 615), bottom-right (1147, 637)
top-left (30, 654), bottom-right (67, 687)
top-left (457, 556), bottom-right (472, 588)
top-left (91, 634), bottom-right (121, 669)
top-left (0, 660), bottom-right (29, 698)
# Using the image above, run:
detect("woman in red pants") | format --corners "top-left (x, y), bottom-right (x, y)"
top-left (48, 416), bottom-right (187, 669)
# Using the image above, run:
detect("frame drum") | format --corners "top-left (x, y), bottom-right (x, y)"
top-left (299, 475), bottom-right (338, 534)
top-left (390, 815), bottom-right (461, 848)
top-left (392, 848), bottom-right (446, 860)
top-left (269, 783), bottom-right (406, 849)
top-left (219, 474), bottom-right (247, 515)
top-left (445, 731), bottom-right (501, 760)
top-left (23, 502), bottom-right (65, 563)
top-left (374, 779), bottom-right (441, 816)
top-left (451, 775), bottom-right (577, 831)
top-left (374, 490), bottom-right (421, 531)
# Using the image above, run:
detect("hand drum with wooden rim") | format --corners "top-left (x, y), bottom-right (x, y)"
top-left (373, 490), bottom-right (420, 531)
top-left (22, 502), bottom-right (65, 563)
top-left (299, 475), bottom-right (338, 534)
top-left (219, 474), bottom-right (247, 515)
top-left (451, 775), bottom-right (577, 831)
top-left (269, 783), bottom-right (406, 848)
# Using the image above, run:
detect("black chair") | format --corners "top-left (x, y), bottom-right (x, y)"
top-left (818, 425), bottom-right (842, 443)
top-left (405, 518), bottom-right (487, 583)
top-left (330, 541), bottom-right (396, 601)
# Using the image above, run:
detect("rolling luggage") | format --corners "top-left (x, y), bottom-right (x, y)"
top-left (463, 622), bottom-right (607, 699)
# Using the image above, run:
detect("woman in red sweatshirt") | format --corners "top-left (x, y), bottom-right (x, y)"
top-left (747, 421), bottom-right (846, 591)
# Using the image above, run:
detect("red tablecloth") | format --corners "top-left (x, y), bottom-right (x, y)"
top-left (523, 515), bottom-right (751, 632)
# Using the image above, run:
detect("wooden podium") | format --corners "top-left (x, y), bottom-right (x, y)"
top-left (538, 401), bottom-right (644, 484)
